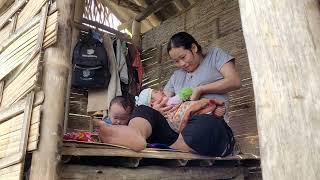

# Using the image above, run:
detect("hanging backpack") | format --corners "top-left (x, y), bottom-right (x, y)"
top-left (72, 31), bottom-right (111, 88)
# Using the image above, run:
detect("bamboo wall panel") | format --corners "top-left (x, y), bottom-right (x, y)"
top-left (0, 105), bottom-right (41, 159)
top-left (141, 0), bottom-right (258, 155)
top-left (0, 163), bottom-right (22, 180)
top-left (0, 11), bottom-right (57, 81)
top-left (0, 0), bottom-right (47, 40)
top-left (0, 55), bottom-right (40, 107)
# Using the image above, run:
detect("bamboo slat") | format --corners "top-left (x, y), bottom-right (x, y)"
top-left (0, 81), bottom-right (3, 105)
top-left (0, 0), bottom-right (26, 29)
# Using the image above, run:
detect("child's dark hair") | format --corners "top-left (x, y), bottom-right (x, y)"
top-left (167, 32), bottom-right (202, 54)
top-left (110, 96), bottom-right (135, 113)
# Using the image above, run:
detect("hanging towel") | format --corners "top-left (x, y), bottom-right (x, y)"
top-left (87, 33), bottom-right (122, 112)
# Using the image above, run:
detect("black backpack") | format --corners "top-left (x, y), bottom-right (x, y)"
top-left (72, 31), bottom-right (111, 88)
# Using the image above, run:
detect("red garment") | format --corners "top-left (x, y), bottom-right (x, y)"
top-left (63, 131), bottom-right (100, 142)
top-left (132, 48), bottom-right (144, 88)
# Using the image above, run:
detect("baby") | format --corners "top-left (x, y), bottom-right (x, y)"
top-left (135, 88), bottom-right (225, 133)
top-left (93, 96), bottom-right (135, 126)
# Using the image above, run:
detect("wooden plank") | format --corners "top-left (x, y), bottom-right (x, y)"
top-left (61, 165), bottom-right (246, 180)
top-left (239, 0), bottom-right (320, 179)
top-left (0, 91), bottom-right (44, 123)
top-left (61, 146), bottom-right (259, 160)
top-left (0, 0), bottom-right (26, 29)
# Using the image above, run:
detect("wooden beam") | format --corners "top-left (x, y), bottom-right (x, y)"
top-left (132, 19), bottom-right (141, 48)
top-left (108, 0), bottom-right (145, 13)
top-left (117, 19), bottom-right (133, 31)
top-left (29, 0), bottom-right (75, 179)
top-left (131, 0), bottom-right (161, 27)
top-left (239, 0), bottom-right (320, 179)
top-left (135, 0), bottom-right (175, 22)
top-left (173, 0), bottom-right (185, 11)
top-left (80, 18), bottom-right (131, 42)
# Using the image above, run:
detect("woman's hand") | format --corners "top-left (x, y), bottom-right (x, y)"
top-left (190, 86), bottom-right (203, 101)
top-left (152, 97), bottom-right (174, 117)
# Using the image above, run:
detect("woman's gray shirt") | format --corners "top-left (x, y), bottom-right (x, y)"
top-left (164, 48), bottom-right (234, 102)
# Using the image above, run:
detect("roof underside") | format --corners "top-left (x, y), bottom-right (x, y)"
top-left (98, 0), bottom-right (197, 33)
top-left (0, 0), bottom-right (197, 34)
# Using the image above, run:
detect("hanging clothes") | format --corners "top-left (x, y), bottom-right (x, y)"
top-left (132, 47), bottom-right (144, 88)
top-left (87, 33), bottom-right (122, 112)
top-left (116, 39), bottom-right (129, 84)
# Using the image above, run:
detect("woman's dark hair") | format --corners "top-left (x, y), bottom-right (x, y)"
top-left (110, 95), bottom-right (135, 113)
top-left (167, 32), bottom-right (202, 54)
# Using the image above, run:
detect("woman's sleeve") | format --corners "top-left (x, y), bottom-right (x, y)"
top-left (164, 73), bottom-right (175, 94)
top-left (214, 48), bottom-right (235, 71)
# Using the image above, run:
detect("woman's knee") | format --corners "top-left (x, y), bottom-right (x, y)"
top-left (128, 117), bottom-right (152, 139)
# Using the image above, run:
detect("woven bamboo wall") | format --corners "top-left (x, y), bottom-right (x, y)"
top-left (0, 0), bottom-right (58, 178)
top-left (141, 0), bottom-right (259, 155)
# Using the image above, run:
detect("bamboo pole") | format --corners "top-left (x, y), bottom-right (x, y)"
top-left (64, 0), bottom-right (85, 134)
top-left (29, 1), bottom-right (75, 179)
top-left (239, 0), bottom-right (320, 179)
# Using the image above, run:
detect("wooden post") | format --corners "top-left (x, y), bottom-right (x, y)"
top-left (132, 19), bottom-right (141, 49)
top-left (29, 0), bottom-right (75, 179)
top-left (64, 0), bottom-right (85, 134)
top-left (239, 0), bottom-right (320, 179)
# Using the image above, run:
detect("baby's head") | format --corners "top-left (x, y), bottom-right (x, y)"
top-left (108, 96), bottom-right (135, 125)
top-left (135, 88), bottom-right (166, 107)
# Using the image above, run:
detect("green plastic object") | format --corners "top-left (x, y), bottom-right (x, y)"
top-left (178, 87), bottom-right (193, 101)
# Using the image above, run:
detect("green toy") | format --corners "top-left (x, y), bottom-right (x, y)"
top-left (178, 87), bottom-right (193, 101)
